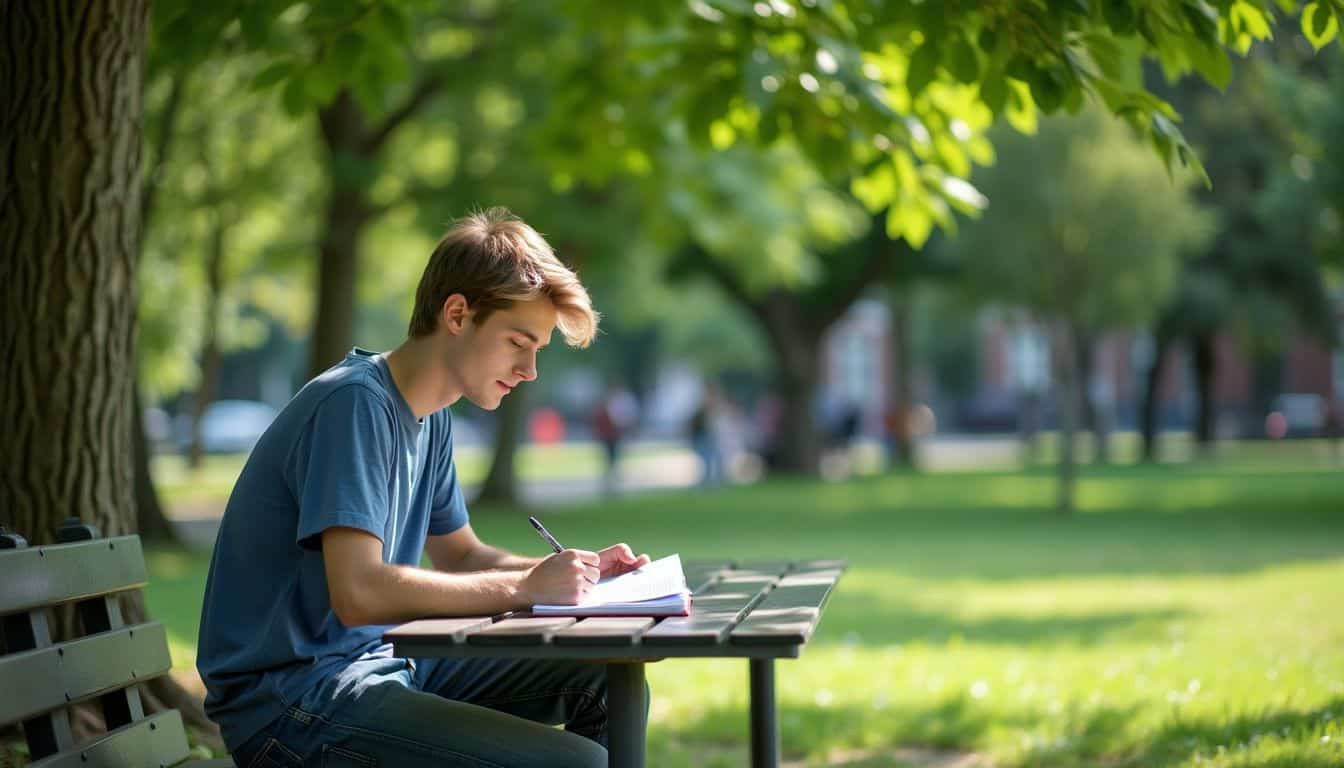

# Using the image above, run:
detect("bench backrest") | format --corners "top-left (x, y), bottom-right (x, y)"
top-left (0, 523), bottom-right (192, 767)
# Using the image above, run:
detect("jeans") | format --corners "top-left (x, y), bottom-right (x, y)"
top-left (230, 655), bottom-right (612, 767)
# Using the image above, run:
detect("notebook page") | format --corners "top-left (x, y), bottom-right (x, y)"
top-left (581, 553), bottom-right (687, 605)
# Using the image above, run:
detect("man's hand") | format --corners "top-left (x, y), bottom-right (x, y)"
top-left (520, 549), bottom-right (600, 605)
top-left (597, 543), bottom-right (651, 580)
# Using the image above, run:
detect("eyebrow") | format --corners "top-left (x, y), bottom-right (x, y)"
top-left (511, 328), bottom-right (549, 348)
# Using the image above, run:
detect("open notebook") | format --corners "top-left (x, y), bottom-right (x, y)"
top-left (532, 553), bottom-right (691, 617)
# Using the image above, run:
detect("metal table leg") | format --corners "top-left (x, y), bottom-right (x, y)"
top-left (607, 662), bottom-right (647, 768)
top-left (750, 658), bottom-right (778, 768)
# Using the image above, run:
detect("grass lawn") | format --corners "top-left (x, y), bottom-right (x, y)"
top-left (145, 452), bottom-right (1344, 767)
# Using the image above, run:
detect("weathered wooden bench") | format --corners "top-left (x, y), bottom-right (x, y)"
top-left (386, 558), bottom-right (846, 768)
top-left (0, 520), bottom-right (231, 768)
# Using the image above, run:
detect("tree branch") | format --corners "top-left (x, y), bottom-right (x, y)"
top-left (811, 232), bottom-right (900, 330)
top-left (361, 75), bottom-right (444, 153)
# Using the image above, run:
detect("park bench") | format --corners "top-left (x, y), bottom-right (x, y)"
top-left (386, 558), bottom-right (846, 768)
top-left (0, 520), bottom-right (231, 768)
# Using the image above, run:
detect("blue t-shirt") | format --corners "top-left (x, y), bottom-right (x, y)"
top-left (197, 348), bottom-right (469, 750)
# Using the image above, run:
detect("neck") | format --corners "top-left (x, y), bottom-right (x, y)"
top-left (382, 336), bottom-right (462, 420)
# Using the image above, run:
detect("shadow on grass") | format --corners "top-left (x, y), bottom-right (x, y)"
top-left (653, 694), bottom-right (1343, 768)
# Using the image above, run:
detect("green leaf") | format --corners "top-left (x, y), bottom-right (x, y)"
top-left (1303, 1), bottom-right (1340, 49)
top-left (281, 76), bottom-right (308, 116)
top-left (251, 61), bottom-right (291, 91)
top-left (980, 74), bottom-right (1008, 115)
top-left (949, 38), bottom-right (980, 83)
top-left (906, 42), bottom-right (939, 98)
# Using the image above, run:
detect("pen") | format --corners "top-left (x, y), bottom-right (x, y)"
top-left (528, 516), bottom-right (564, 554)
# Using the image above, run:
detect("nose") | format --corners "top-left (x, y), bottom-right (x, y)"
top-left (515, 352), bottom-right (538, 382)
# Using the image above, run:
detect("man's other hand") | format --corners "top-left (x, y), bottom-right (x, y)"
top-left (597, 543), bottom-right (651, 580)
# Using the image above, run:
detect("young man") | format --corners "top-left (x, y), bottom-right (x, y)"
top-left (197, 208), bottom-right (649, 767)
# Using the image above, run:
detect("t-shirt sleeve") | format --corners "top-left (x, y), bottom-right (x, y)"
top-left (428, 410), bottom-right (469, 536)
top-left (289, 384), bottom-right (397, 551)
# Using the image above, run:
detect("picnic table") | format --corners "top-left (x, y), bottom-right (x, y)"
top-left (385, 559), bottom-right (845, 768)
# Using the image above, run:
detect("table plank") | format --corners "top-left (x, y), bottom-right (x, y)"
top-left (683, 561), bottom-right (735, 593)
top-left (643, 578), bottom-right (775, 647)
top-left (383, 618), bottom-right (492, 647)
top-left (731, 570), bottom-right (841, 646)
top-left (465, 618), bottom-right (575, 646)
top-left (553, 618), bottom-right (655, 647)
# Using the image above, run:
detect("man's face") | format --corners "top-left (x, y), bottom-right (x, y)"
top-left (456, 296), bottom-right (556, 410)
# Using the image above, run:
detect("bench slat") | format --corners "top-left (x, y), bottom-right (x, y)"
top-left (643, 579), bottom-right (775, 647)
top-left (26, 710), bottom-right (189, 768)
top-left (0, 622), bottom-right (171, 725)
top-left (465, 618), bottom-right (576, 646)
top-left (381, 618), bottom-right (492, 647)
top-left (553, 618), bottom-right (655, 647)
top-left (0, 537), bottom-right (146, 615)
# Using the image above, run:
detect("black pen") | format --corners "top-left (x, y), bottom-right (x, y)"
top-left (528, 516), bottom-right (564, 553)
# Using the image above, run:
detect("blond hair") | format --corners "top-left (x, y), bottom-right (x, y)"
top-left (407, 207), bottom-right (598, 348)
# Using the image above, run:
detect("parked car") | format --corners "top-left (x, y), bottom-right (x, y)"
top-left (1266, 393), bottom-right (1324, 439)
top-left (179, 399), bottom-right (280, 455)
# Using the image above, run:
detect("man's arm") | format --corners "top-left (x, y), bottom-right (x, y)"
top-left (321, 527), bottom-right (598, 627)
top-left (424, 523), bottom-right (540, 573)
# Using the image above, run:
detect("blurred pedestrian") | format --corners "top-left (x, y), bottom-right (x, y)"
top-left (591, 382), bottom-right (638, 496)
top-left (689, 383), bottom-right (727, 486)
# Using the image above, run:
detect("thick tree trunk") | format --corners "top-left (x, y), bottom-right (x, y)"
top-left (1193, 332), bottom-right (1217, 455)
top-left (1141, 335), bottom-right (1174, 462)
top-left (476, 388), bottom-right (528, 506)
top-left (764, 319), bottom-right (823, 475)
top-left (1, 0), bottom-right (147, 542)
top-left (0, 5), bottom-right (219, 748)
top-left (310, 91), bottom-right (373, 380)
top-left (1052, 322), bottom-right (1080, 515)
top-left (889, 294), bottom-right (916, 469)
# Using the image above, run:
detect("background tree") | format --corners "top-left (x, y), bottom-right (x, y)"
top-left (1140, 46), bottom-right (1339, 460)
top-left (944, 110), bottom-right (1214, 512)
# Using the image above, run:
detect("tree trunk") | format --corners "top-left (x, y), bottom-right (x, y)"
top-left (1, 0), bottom-right (147, 542)
top-left (1075, 330), bottom-right (1108, 465)
top-left (0, 5), bottom-right (221, 748)
top-left (189, 211), bottom-right (227, 469)
top-left (309, 91), bottom-right (372, 380)
top-left (1052, 322), bottom-right (1080, 515)
top-left (131, 70), bottom-right (188, 546)
top-left (1193, 332), bottom-right (1217, 455)
top-left (132, 384), bottom-right (175, 542)
top-left (763, 318), bottom-right (823, 475)
top-left (1141, 334), bottom-right (1174, 463)
top-left (889, 293), bottom-right (916, 469)
top-left (476, 388), bottom-right (528, 506)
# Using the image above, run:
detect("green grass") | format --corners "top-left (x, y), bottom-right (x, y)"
top-left (144, 456), bottom-right (1344, 766)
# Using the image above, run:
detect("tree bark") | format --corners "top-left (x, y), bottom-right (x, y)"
top-left (1141, 335), bottom-right (1174, 462)
top-left (1075, 330), bottom-right (1109, 465)
top-left (476, 387), bottom-right (528, 506)
top-left (0, 4), bottom-right (220, 748)
top-left (1052, 322), bottom-right (1080, 515)
top-left (1193, 332), bottom-right (1217, 455)
top-left (1, 0), bottom-right (147, 542)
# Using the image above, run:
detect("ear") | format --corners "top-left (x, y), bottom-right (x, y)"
top-left (440, 294), bottom-right (473, 336)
